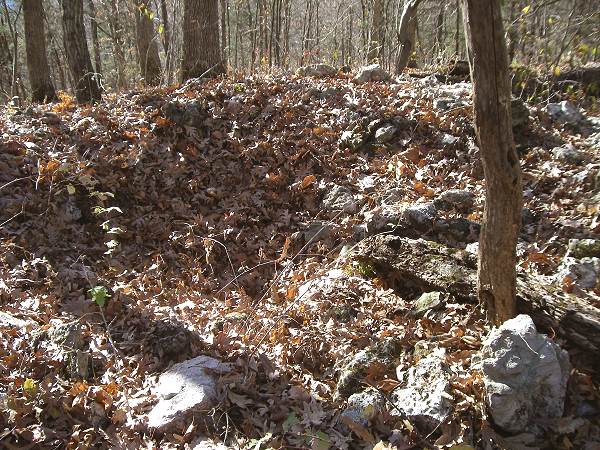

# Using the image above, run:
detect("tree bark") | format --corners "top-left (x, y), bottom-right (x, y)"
top-left (135, 1), bottom-right (162, 86)
top-left (108, 0), bottom-right (126, 90)
top-left (368, 0), bottom-right (384, 63)
top-left (159, 0), bottom-right (172, 84)
top-left (23, 0), bottom-right (57, 102)
top-left (182, 0), bottom-right (225, 80)
top-left (87, 0), bottom-right (102, 76)
top-left (60, 0), bottom-right (101, 103)
top-left (462, 0), bottom-right (522, 324)
top-left (395, 0), bottom-right (421, 74)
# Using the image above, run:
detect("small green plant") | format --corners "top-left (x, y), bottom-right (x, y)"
top-left (23, 378), bottom-right (37, 397)
top-left (88, 285), bottom-right (110, 307)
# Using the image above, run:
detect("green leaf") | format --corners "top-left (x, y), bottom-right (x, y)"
top-left (158, 23), bottom-right (164, 34)
top-left (67, 184), bottom-right (76, 195)
top-left (282, 413), bottom-right (300, 432)
top-left (88, 285), bottom-right (110, 307)
top-left (522, 5), bottom-right (531, 14)
top-left (311, 431), bottom-right (331, 450)
top-left (23, 378), bottom-right (37, 396)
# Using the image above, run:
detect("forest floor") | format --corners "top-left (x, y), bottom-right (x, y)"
top-left (1, 72), bottom-right (600, 449)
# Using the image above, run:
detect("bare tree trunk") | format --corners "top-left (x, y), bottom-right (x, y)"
top-left (159, 0), bottom-right (172, 84)
top-left (135, 2), bottom-right (162, 85)
top-left (462, 0), bottom-right (522, 324)
top-left (220, 0), bottom-right (228, 68)
top-left (23, 0), bottom-right (57, 102)
top-left (182, 0), bottom-right (225, 80)
top-left (87, 0), bottom-right (102, 76)
top-left (61, 0), bottom-right (101, 103)
top-left (395, 0), bottom-right (421, 74)
top-left (435, 3), bottom-right (445, 61)
top-left (108, 0), bottom-right (126, 90)
top-left (368, 0), bottom-right (384, 63)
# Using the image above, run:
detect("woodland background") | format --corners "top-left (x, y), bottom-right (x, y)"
top-left (0, 0), bottom-right (599, 101)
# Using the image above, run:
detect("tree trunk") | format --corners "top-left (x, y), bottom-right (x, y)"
top-left (182, 0), bottom-right (225, 80)
top-left (108, 0), bottom-right (126, 90)
top-left (60, 0), bottom-right (101, 103)
top-left (395, 0), bottom-right (421, 74)
top-left (23, 0), bottom-right (57, 102)
top-left (87, 0), bottom-right (102, 76)
top-left (462, 0), bottom-right (522, 324)
top-left (368, 0), bottom-right (384, 63)
top-left (135, 2), bottom-right (162, 86)
top-left (159, 0), bottom-right (172, 84)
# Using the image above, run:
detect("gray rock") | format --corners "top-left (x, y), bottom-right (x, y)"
top-left (551, 145), bottom-right (584, 164)
top-left (512, 98), bottom-right (530, 129)
top-left (410, 291), bottom-right (446, 317)
top-left (433, 218), bottom-right (480, 244)
top-left (433, 97), bottom-right (464, 112)
top-left (363, 205), bottom-right (405, 234)
top-left (546, 101), bottom-right (584, 126)
top-left (341, 389), bottom-right (385, 426)
top-left (41, 111), bottom-right (61, 125)
top-left (295, 64), bottom-right (337, 78)
top-left (301, 220), bottom-right (337, 243)
top-left (374, 125), bottom-right (397, 144)
top-left (147, 355), bottom-right (229, 432)
top-left (556, 256), bottom-right (600, 289)
top-left (0, 312), bottom-right (35, 328)
top-left (587, 132), bottom-right (600, 149)
top-left (339, 129), bottom-right (368, 150)
top-left (434, 189), bottom-right (475, 213)
top-left (164, 101), bottom-right (206, 129)
top-left (354, 64), bottom-right (391, 83)
top-left (49, 322), bottom-right (85, 350)
top-left (480, 314), bottom-right (571, 433)
top-left (323, 185), bottom-right (357, 213)
top-left (334, 339), bottom-right (402, 400)
top-left (391, 348), bottom-right (453, 430)
top-left (567, 239), bottom-right (600, 259)
top-left (402, 203), bottom-right (437, 231)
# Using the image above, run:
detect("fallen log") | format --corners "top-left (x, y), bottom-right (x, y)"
top-left (353, 235), bottom-right (600, 357)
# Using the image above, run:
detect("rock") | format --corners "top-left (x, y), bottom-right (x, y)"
top-left (41, 111), bottom-right (61, 125)
top-left (374, 125), bottom-right (397, 144)
top-left (402, 203), bottom-right (437, 232)
top-left (434, 189), bottom-right (475, 213)
top-left (391, 348), bottom-right (452, 430)
top-left (341, 389), bottom-right (385, 426)
top-left (301, 220), bottom-right (337, 243)
top-left (551, 145), bottom-right (584, 164)
top-left (410, 291), bottom-right (446, 317)
top-left (546, 101), bottom-right (584, 126)
top-left (587, 132), bottom-right (600, 149)
top-left (480, 314), bottom-right (571, 433)
top-left (556, 257), bottom-right (599, 289)
top-left (511, 98), bottom-right (530, 130)
top-left (334, 339), bottom-right (402, 400)
top-left (0, 312), bottom-right (35, 328)
top-left (433, 97), bottom-right (464, 112)
top-left (163, 101), bottom-right (206, 129)
top-left (295, 64), bottom-right (337, 77)
top-left (433, 218), bottom-right (480, 244)
top-left (567, 239), bottom-right (600, 259)
top-left (147, 355), bottom-right (229, 432)
top-left (354, 64), bottom-right (391, 83)
top-left (363, 205), bottom-right (405, 234)
top-left (49, 322), bottom-right (85, 350)
top-left (339, 129), bottom-right (369, 150)
top-left (322, 185), bottom-right (357, 213)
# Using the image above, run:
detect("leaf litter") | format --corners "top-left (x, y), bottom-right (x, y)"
top-left (0, 72), bottom-right (599, 449)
